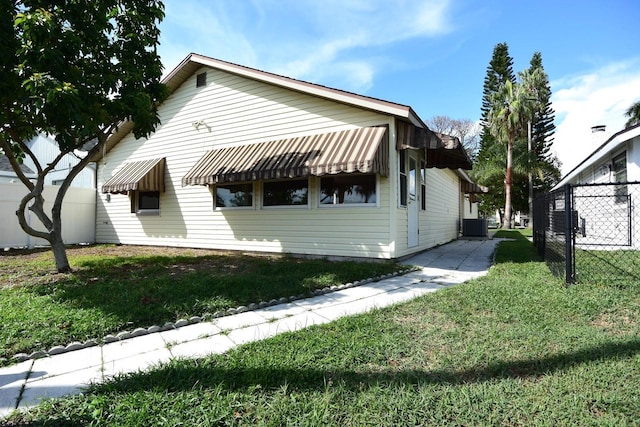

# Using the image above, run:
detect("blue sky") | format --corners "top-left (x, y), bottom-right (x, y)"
top-left (157, 0), bottom-right (640, 174)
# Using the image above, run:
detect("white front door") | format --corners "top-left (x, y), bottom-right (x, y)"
top-left (408, 154), bottom-right (419, 247)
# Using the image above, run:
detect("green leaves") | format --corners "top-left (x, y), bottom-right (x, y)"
top-left (7, 0), bottom-right (168, 147)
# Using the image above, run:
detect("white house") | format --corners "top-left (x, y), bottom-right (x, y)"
top-left (93, 53), bottom-right (483, 260)
top-left (22, 134), bottom-right (96, 188)
top-left (553, 123), bottom-right (640, 249)
top-left (0, 155), bottom-right (36, 183)
top-left (0, 134), bottom-right (95, 187)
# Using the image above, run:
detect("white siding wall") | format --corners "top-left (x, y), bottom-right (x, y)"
top-left (418, 168), bottom-right (461, 249)
top-left (569, 139), bottom-right (640, 249)
top-left (96, 67), bottom-right (394, 258)
top-left (627, 136), bottom-right (640, 182)
top-left (392, 156), bottom-right (461, 258)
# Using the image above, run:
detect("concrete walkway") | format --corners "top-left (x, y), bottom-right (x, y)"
top-left (0, 237), bottom-right (502, 419)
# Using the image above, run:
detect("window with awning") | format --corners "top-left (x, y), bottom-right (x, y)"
top-left (102, 158), bottom-right (166, 194)
top-left (182, 126), bottom-right (389, 186)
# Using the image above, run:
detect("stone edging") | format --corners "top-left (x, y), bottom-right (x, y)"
top-left (8, 267), bottom-right (418, 364)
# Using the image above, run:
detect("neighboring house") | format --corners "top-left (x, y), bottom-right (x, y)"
top-left (552, 123), bottom-right (640, 248)
top-left (0, 155), bottom-right (36, 183)
top-left (554, 123), bottom-right (640, 187)
top-left (93, 53), bottom-right (484, 260)
top-left (21, 134), bottom-right (96, 188)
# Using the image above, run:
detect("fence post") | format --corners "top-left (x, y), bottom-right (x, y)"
top-left (564, 184), bottom-right (574, 285)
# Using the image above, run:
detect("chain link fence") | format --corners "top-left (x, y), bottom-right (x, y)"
top-left (533, 182), bottom-right (640, 286)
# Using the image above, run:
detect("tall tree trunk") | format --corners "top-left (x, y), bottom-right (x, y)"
top-left (503, 138), bottom-right (513, 229)
top-left (50, 233), bottom-right (71, 273)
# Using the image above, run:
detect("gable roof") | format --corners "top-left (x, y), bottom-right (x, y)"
top-left (94, 53), bottom-right (430, 161)
top-left (554, 122), bottom-right (640, 189)
top-left (0, 155), bottom-right (36, 176)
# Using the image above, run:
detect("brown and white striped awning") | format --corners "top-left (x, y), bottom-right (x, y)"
top-left (182, 126), bottom-right (389, 186)
top-left (102, 158), bottom-right (165, 193)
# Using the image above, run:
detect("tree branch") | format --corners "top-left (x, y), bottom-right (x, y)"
top-left (0, 135), bottom-right (35, 190)
top-left (16, 191), bottom-right (51, 241)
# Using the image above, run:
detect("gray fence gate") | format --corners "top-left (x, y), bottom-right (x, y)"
top-left (533, 182), bottom-right (640, 285)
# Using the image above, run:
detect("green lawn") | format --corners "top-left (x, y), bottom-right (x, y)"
top-left (0, 245), bottom-right (405, 364)
top-left (575, 248), bottom-right (640, 286)
top-left (4, 230), bottom-right (640, 426)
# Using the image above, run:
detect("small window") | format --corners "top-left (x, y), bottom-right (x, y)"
top-left (196, 72), bottom-right (207, 87)
top-left (420, 161), bottom-right (426, 211)
top-left (263, 179), bottom-right (308, 207)
top-left (612, 152), bottom-right (627, 204)
top-left (409, 157), bottom-right (417, 201)
top-left (215, 183), bottom-right (253, 208)
top-left (320, 174), bottom-right (376, 205)
top-left (131, 191), bottom-right (160, 215)
top-left (399, 151), bottom-right (407, 207)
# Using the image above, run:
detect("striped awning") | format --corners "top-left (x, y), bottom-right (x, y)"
top-left (396, 121), bottom-right (441, 151)
top-left (461, 180), bottom-right (488, 194)
top-left (182, 126), bottom-right (389, 186)
top-left (396, 122), bottom-right (472, 170)
top-left (102, 158), bottom-right (165, 193)
top-left (426, 133), bottom-right (473, 170)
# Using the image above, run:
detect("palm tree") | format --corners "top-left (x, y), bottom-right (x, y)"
top-left (487, 68), bottom-right (543, 229)
top-left (625, 100), bottom-right (640, 128)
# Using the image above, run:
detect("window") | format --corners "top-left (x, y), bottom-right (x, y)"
top-left (612, 152), bottom-right (627, 204)
top-left (215, 183), bottom-right (253, 208)
top-left (320, 174), bottom-right (376, 205)
top-left (409, 157), bottom-right (417, 201)
top-left (399, 151), bottom-right (407, 207)
top-left (263, 179), bottom-right (308, 207)
top-left (420, 161), bottom-right (426, 211)
top-left (130, 191), bottom-right (160, 215)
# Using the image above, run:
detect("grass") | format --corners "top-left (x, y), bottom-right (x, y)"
top-left (575, 248), bottom-right (640, 286)
top-left (4, 230), bottom-right (640, 426)
top-left (0, 245), bottom-right (406, 363)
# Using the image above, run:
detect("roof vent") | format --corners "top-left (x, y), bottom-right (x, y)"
top-left (196, 72), bottom-right (207, 87)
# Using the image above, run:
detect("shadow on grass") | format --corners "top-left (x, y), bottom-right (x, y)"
top-left (27, 254), bottom-right (399, 327)
top-left (96, 339), bottom-right (640, 394)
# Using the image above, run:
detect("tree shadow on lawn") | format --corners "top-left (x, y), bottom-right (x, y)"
top-left (28, 253), bottom-right (393, 327)
top-left (98, 339), bottom-right (640, 394)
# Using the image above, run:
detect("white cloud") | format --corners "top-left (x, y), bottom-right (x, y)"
top-left (158, 0), bottom-right (453, 92)
top-left (551, 59), bottom-right (640, 175)
top-left (271, 0), bottom-right (453, 92)
top-left (158, 0), bottom-right (258, 76)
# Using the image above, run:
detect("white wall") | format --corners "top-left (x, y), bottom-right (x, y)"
top-left (419, 168), bottom-right (461, 249)
top-left (0, 183), bottom-right (95, 248)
